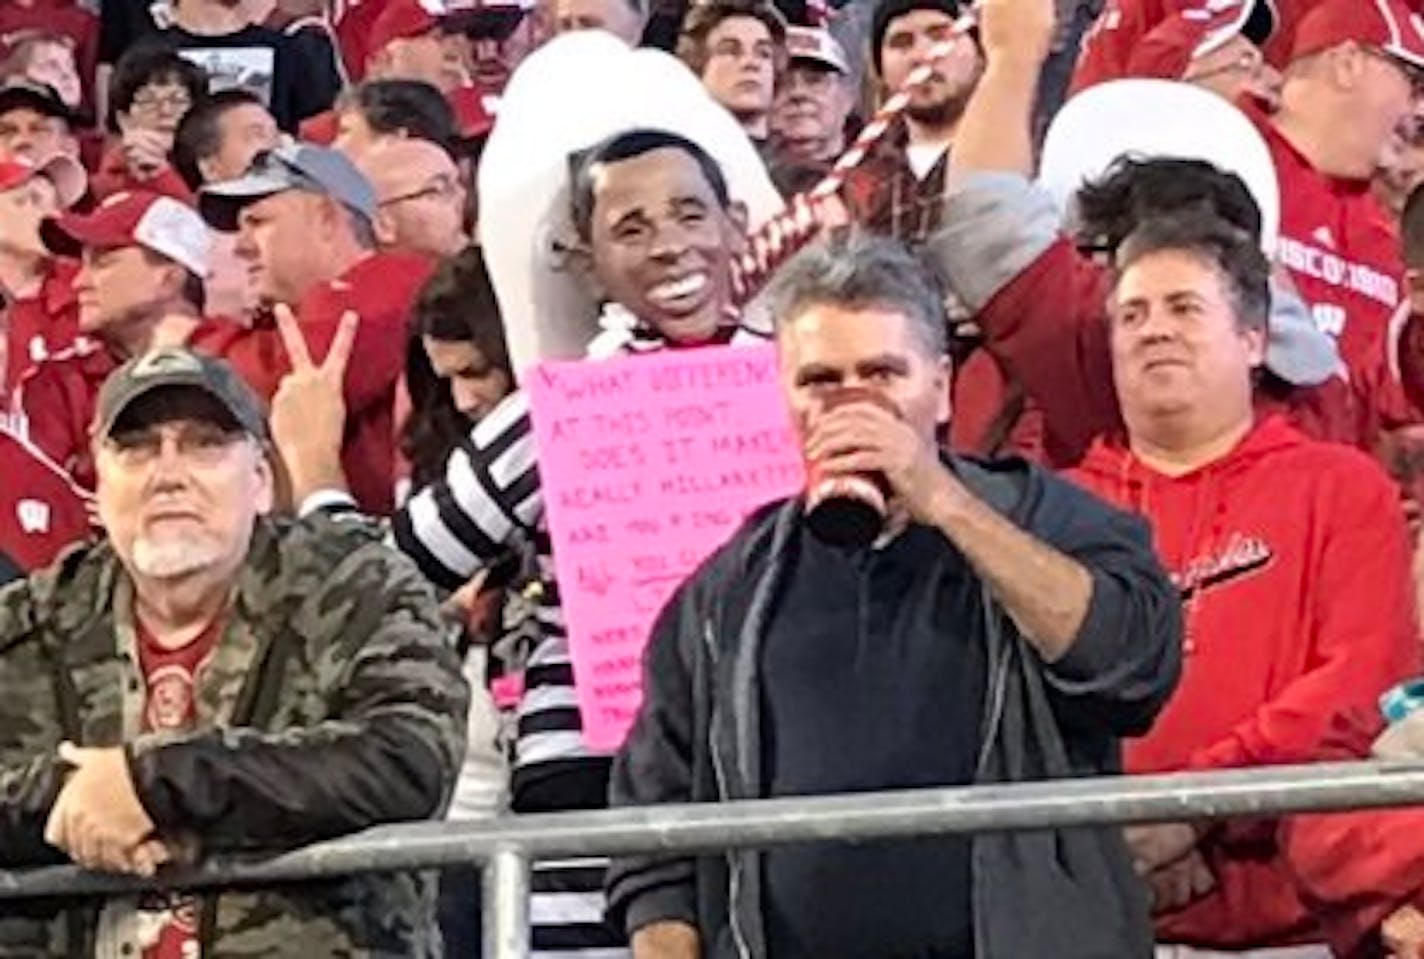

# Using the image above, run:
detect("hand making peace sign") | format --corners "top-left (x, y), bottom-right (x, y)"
top-left (270, 303), bottom-right (360, 506)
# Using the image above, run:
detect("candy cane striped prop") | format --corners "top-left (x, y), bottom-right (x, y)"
top-left (732, 6), bottom-right (979, 304)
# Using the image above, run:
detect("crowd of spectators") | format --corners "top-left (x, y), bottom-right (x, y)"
top-left (7, 0), bottom-right (1424, 955)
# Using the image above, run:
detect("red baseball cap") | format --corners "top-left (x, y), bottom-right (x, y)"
top-left (1127, 0), bottom-right (1278, 80)
top-left (0, 153), bottom-right (85, 209)
top-left (1292, 0), bottom-right (1424, 70)
top-left (368, 0), bottom-right (444, 56)
top-left (41, 191), bottom-right (211, 277)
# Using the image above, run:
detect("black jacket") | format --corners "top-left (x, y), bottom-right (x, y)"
top-left (607, 456), bottom-right (1182, 958)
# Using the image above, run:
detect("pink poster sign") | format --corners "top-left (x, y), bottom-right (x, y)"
top-left (528, 344), bottom-right (805, 752)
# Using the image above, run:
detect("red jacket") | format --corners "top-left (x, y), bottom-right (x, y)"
top-left (1067, 416), bottom-right (1420, 947)
top-left (0, 425), bottom-right (90, 572)
top-left (5, 259), bottom-right (81, 398)
top-left (199, 253), bottom-right (435, 515)
top-left (959, 236), bottom-right (1390, 465)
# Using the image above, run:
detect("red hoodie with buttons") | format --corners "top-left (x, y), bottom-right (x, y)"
top-left (1066, 416), bottom-right (1420, 948)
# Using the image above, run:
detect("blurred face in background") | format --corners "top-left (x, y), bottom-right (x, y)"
top-left (18, 39), bottom-right (83, 109)
top-left (0, 105), bottom-right (75, 163)
top-left (878, 9), bottom-right (982, 125)
top-left (0, 175), bottom-right (59, 259)
top-left (198, 101), bottom-right (281, 184)
top-left (551, 0), bottom-right (646, 45)
top-left (120, 78), bottom-right (195, 136)
top-left (772, 59), bottom-right (852, 161)
top-left (699, 15), bottom-right (777, 129)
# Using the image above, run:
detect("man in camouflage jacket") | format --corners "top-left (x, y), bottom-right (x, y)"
top-left (0, 346), bottom-right (469, 957)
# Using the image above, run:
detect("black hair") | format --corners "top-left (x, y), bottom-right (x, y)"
top-left (340, 79), bottom-right (456, 153)
top-left (171, 88), bottom-right (267, 191)
top-left (401, 247), bottom-right (514, 488)
top-left (139, 248), bottom-right (207, 314)
top-left (1115, 211), bottom-right (1271, 333)
top-left (569, 127), bottom-right (732, 242)
top-left (1074, 156), bottom-right (1262, 257)
top-left (106, 47), bottom-right (208, 133)
top-left (1403, 181), bottom-right (1424, 270)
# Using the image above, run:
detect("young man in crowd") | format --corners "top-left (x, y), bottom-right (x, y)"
top-left (0, 152), bottom-right (86, 395)
top-left (608, 232), bottom-right (1180, 959)
top-left (127, 0), bottom-right (341, 130)
top-left (768, 24), bottom-right (854, 189)
top-left (91, 48), bottom-right (208, 201)
top-left (357, 137), bottom-right (469, 259)
top-left (677, 0), bottom-right (786, 150)
top-left (839, 0), bottom-right (982, 245)
top-left (0, 348), bottom-right (467, 956)
top-left (0, 77), bottom-right (79, 164)
top-left (16, 190), bottom-right (214, 491)
top-left (199, 142), bottom-right (435, 515)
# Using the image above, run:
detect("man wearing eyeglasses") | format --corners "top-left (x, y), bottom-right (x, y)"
top-left (355, 136), bottom-right (469, 258)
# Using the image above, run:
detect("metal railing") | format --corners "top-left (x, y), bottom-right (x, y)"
top-left (6, 761), bottom-right (1424, 957)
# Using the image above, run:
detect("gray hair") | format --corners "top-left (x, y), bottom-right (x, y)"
top-left (766, 232), bottom-right (948, 356)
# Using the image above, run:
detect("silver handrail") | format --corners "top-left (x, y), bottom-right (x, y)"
top-left (5, 761), bottom-right (1424, 957)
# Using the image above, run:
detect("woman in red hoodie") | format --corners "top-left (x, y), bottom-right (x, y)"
top-left (1064, 209), bottom-right (1419, 951)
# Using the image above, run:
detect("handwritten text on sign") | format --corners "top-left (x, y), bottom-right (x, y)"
top-left (528, 345), bottom-right (804, 751)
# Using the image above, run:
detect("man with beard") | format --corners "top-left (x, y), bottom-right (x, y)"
top-left (0, 346), bottom-right (468, 957)
top-left (677, 0), bottom-right (787, 150)
top-left (840, 0), bottom-right (983, 246)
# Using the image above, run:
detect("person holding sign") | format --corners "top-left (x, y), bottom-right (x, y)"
top-left (275, 127), bottom-right (773, 957)
top-left (607, 234), bottom-right (1183, 959)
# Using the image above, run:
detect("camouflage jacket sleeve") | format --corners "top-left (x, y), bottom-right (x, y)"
top-left (0, 754), bottom-right (68, 867)
top-left (126, 529), bottom-right (470, 850)
top-left (0, 576), bottom-right (72, 868)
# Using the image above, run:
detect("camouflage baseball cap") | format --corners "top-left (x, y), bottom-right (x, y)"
top-left (94, 348), bottom-right (269, 442)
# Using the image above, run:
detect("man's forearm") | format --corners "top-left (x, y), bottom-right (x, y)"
top-left (947, 57), bottom-right (1042, 182)
top-left (926, 471), bottom-right (1092, 661)
top-left (632, 921), bottom-right (701, 959)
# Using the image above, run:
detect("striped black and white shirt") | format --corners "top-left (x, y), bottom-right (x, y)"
top-left (316, 315), bottom-right (769, 957)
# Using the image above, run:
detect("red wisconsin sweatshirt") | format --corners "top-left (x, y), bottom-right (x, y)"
top-left (1067, 416), bottom-right (1420, 948)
